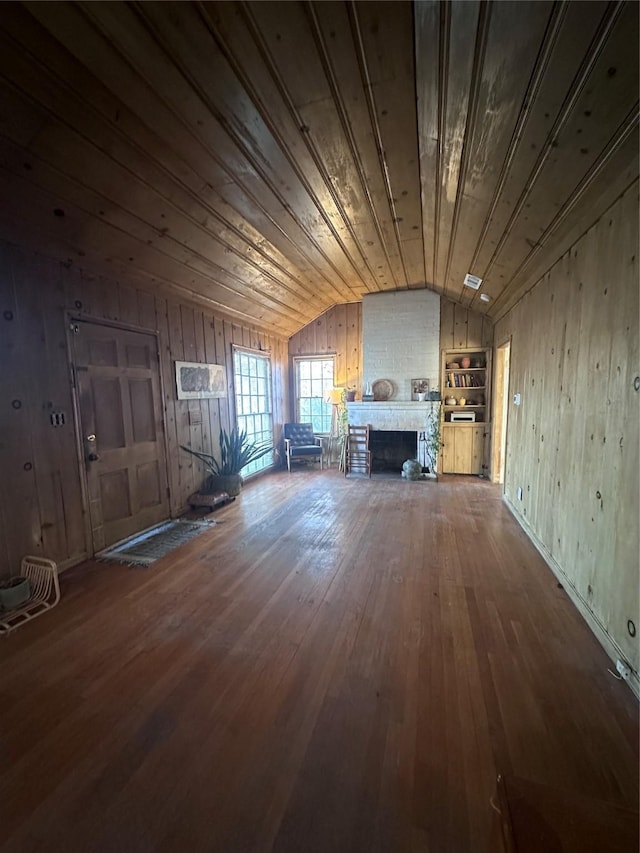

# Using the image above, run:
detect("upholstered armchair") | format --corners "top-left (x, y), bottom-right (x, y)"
top-left (283, 423), bottom-right (324, 472)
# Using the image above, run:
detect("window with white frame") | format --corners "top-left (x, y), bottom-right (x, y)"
top-left (294, 356), bottom-right (335, 433)
top-left (233, 347), bottom-right (273, 476)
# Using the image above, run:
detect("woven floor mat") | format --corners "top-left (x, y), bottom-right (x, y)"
top-left (97, 519), bottom-right (215, 567)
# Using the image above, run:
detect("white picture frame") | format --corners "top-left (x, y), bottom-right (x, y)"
top-left (175, 361), bottom-right (227, 400)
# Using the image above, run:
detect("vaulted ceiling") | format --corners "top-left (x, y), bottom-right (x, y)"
top-left (0, 1), bottom-right (637, 337)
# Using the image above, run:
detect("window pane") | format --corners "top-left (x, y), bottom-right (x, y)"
top-left (300, 399), bottom-right (312, 421)
top-left (232, 350), bottom-right (273, 476)
top-left (294, 357), bottom-right (334, 433)
top-left (303, 378), bottom-right (314, 397)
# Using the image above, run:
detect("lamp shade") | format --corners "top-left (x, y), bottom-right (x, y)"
top-left (325, 387), bottom-right (344, 405)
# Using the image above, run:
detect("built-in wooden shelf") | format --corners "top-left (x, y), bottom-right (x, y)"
top-left (440, 347), bottom-right (492, 475)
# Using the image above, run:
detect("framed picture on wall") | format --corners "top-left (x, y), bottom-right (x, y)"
top-left (175, 361), bottom-right (227, 400)
top-left (411, 378), bottom-right (429, 401)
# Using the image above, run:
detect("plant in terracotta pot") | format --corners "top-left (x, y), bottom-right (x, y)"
top-left (181, 427), bottom-right (273, 498)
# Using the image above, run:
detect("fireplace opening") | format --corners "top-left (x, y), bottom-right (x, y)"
top-left (370, 430), bottom-right (418, 473)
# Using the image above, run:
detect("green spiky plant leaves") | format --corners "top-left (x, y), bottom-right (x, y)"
top-left (181, 426), bottom-right (273, 479)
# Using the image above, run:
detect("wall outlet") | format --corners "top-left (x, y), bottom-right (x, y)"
top-left (513, 392), bottom-right (521, 405)
top-left (616, 659), bottom-right (632, 681)
top-left (517, 486), bottom-right (523, 501)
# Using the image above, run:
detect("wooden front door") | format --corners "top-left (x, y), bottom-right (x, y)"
top-left (72, 321), bottom-right (169, 552)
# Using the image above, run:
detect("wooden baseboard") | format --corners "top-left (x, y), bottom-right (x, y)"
top-left (58, 552), bottom-right (90, 574)
top-left (503, 495), bottom-right (640, 701)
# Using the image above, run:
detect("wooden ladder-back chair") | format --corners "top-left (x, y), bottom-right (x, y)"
top-left (345, 424), bottom-right (371, 477)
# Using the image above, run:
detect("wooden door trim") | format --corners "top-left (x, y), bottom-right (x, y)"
top-left (492, 337), bottom-right (512, 488)
top-left (65, 316), bottom-right (93, 562)
top-left (69, 313), bottom-right (159, 337)
top-left (65, 312), bottom-right (172, 556)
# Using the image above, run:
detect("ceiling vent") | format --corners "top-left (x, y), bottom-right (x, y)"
top-left (463, 273), bottom-right (483, 290)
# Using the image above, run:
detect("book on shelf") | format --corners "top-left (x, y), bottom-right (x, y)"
top-left (451, 373), bottom-right (476, 388)
top-left (447, 369), bottom-right (485, 389)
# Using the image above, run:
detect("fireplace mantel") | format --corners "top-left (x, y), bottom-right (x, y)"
top-left (346, 401), bottom-right (438, 431)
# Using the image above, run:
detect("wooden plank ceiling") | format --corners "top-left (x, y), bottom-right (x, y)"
top-left (0, 1), bottom-right (637, 337)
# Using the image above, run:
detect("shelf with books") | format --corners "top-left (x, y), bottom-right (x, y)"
top-left (446, 372), bottom-right (485, 389)
top-left (440, 347), bottom-right (492, 475)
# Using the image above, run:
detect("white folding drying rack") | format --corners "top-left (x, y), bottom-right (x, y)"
top-left (0, 556), bottom-right (60, 635)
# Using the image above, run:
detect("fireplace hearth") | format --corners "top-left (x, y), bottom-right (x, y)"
top-left (346, 401), bottom-right (439, 476)
top-left (370, 430), bottom-right (418, 473)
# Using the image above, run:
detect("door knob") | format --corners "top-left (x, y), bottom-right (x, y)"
top-left (85, 434), bottom-right (98, 462)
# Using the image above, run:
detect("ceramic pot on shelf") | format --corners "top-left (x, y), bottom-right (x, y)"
top-left (461, 357), bottom-right (471, 369)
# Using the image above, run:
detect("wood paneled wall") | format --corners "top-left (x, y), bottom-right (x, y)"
top-left (287, 297), bottom-right (493, 401)
top-left (440, 298), bottom-right (494, 350)
top-left (0, 241), bottom-right (288, 578)
top-left (288, 303), bottom-right (362, 394)
top-left (494, 181), bottom-right (639, 679)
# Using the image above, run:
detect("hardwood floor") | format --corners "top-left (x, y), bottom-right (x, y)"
top-left (1, 471), bottom-right (637, 852)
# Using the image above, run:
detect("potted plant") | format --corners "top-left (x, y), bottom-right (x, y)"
top-left (0, 576), bottom-right (31, 611)
top-left (424, 404), bottom-right (442, 480)
top-left (181, 427), bottom-right (273, 498)
top-left (336, 390), bottom-right (350, 471)
top-left (413, 379), bottom-right (429, 401)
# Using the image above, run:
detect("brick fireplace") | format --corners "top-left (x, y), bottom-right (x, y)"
top-left (361, 290), bottom-right (440, 401)
top-left (347, 290), bottom-right (442, 474)
top-left (345, 400), bottom-right (438, 474)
